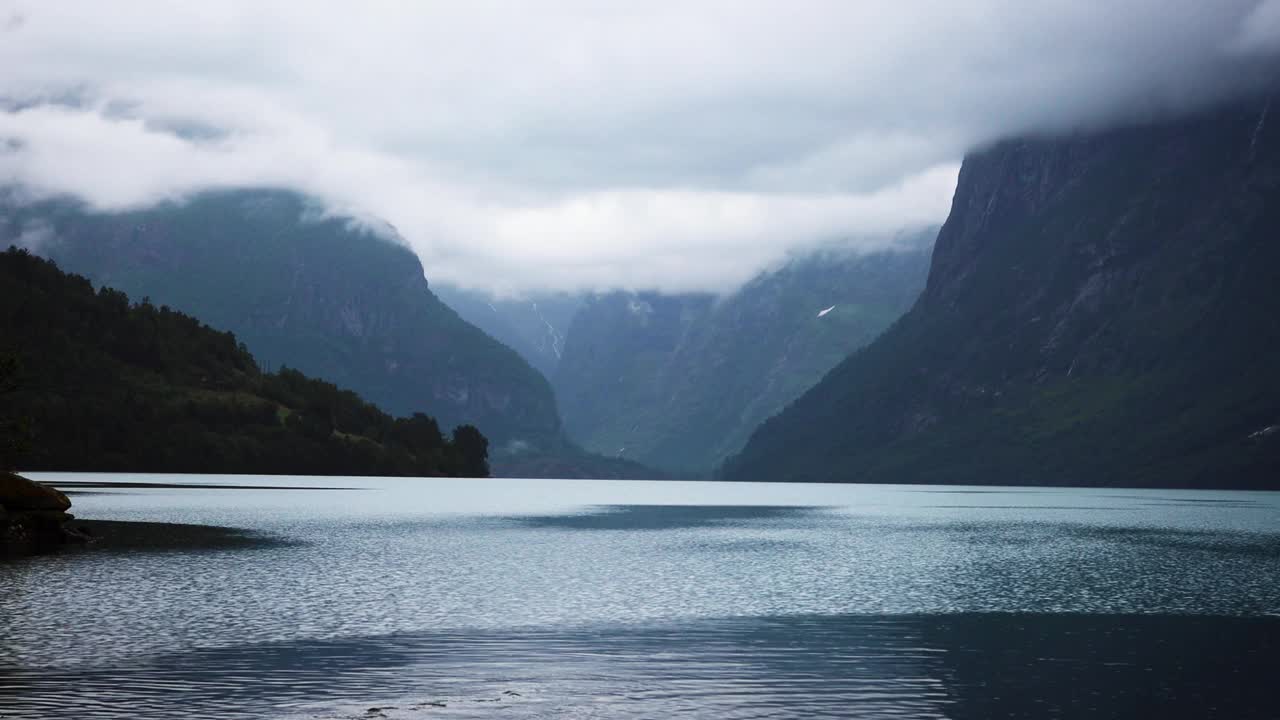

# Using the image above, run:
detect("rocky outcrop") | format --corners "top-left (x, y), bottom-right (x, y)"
top-left (0, 472), bottom-right (85, 556)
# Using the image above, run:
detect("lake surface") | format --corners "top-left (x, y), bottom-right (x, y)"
top-left (2, 475), bottom-right (1278, 719)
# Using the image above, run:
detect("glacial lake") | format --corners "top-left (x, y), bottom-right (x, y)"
top-left (2, 475), bottom-right (1279, 719)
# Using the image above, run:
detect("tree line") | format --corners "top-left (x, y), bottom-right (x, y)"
top-left (0, 247), bottom-right (488, 477)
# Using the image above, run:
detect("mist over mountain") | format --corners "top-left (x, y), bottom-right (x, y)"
top-left (2, 4), bottom-right (1279, 487)
top-left (0, 247), bottom-right (491, 477)
top-left (431, 286), bottom-right (582, 379)
top-left (723, 92), bottom-right (1280, 489)
top-left (7, 7), bottom-right (1280, 719)
top-left (0, 190), bottom-right (563, 450)
top-left (4, 4), bottom-right (1279, 297)
top-left (553, 231), bottom-right (935, 475)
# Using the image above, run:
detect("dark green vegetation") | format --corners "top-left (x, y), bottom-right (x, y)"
top-left (0, 248), bottom-right (488, 477)
top-left (1, 190), bottom-right (559, 449)
top-left (554, 237), bottom-right (934, 475)
top-left (0, 351), bottom-right (32, 468)
top-left (724, 94), bottom-right (1280, 488)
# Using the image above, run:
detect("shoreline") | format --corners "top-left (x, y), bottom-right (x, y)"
top-left (4, 471), bottom-right (292, 558)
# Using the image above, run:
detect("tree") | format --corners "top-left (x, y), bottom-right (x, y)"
top-left (390, 413), bottom-right (444, 454)
top-left (0, 248), bottom-right (493, 478)
top-left (450, 424), bottom-right (489, 477)
top-left (0, 351), bottom-right (33, 470)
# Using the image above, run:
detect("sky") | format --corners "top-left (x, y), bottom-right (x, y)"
top-left (1, 2), bottom-right (1278, 296)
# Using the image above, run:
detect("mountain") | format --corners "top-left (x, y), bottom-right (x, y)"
top-left (0, 190), bottom-right (561, 450)
top-left (553, 235), bottom-right (935, 475)
top-left (431, 285), bottom-right (582, 378)
top-left (0, 247), bottom-right (488, 476)
top-left (723, 94), bottom-right (1280, 489)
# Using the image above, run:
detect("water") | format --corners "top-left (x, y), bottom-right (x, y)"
top-left (2, 475), bottom-right (1278, 719)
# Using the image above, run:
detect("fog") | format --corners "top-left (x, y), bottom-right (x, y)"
top-left (1, 2), bottom-right (1277, 294)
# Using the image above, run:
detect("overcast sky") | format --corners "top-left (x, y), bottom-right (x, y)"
top-left (1, 2), bottom-right (1278, 295)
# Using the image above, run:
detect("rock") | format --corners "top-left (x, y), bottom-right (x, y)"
top-left (0, 471), bottom-right (71, 511)
top-left (62, 524), bottom-right (93, 545)
top-left (1, 472), bottom-right (76, 556)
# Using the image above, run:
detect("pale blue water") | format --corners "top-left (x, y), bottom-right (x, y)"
top-left (2, 475), bottom-right (1278, 719)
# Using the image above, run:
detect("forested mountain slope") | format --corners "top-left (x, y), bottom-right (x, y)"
top-left (0, 248), bottom-right (488, 476)
top-left (1, 190), bottom-right (560, 449)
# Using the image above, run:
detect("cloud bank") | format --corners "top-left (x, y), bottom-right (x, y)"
top-left (1, 2), bottom-right (1277, 294)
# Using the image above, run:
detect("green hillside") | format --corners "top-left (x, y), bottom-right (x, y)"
top-left (2, 190), bottom-right (561, 449)
top-left (0, 247), bottom-right (488, 477)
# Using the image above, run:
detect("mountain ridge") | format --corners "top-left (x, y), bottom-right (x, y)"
top-left (722, 93), bottom-right (1280, 489)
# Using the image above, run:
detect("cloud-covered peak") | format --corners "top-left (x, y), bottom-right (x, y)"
top-left (1, 2), bottom-right (1277, 293)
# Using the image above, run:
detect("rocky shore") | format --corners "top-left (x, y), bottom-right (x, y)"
top-left (0, 471), bottom-right (90, 556)
top-left (2, 472), bottom-right (291, 557)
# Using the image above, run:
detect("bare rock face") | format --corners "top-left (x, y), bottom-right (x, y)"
top-left (724, 91), bottom-right (1280, 488)
top-left (1, 472), bottom-right (80, 556)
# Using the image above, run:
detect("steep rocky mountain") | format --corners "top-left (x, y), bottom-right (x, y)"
top-left (431, 285), bottom-right (582, 378)
top-left (0, 190), bottom-right (562, 450)
top-left (723, 93), bottom-right (1280, 488)
top-left (554, 235), bottom-right (934, 475)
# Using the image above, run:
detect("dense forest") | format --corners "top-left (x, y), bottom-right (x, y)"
top-left (0, 247), bottom-right (488, 477)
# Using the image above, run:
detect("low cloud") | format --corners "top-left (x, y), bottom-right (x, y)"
top-left (0, 2), bottom-right (1277, 294)
top-left (1, 217), bottom-right (54, 253)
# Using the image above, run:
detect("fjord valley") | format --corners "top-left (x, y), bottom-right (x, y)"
top-left (549, 232), bottom-right (935, 476)
top-left (4, 3), bottom-right (1280, 719)
top-left (5, 94), bottom-right (1280, 490)
top-left (6, 94), bottom-right (1280, 488)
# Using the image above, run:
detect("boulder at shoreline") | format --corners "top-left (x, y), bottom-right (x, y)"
top-left (1, 471), bottom-right (84, 556)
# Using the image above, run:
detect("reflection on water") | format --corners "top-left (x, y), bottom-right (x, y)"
top-left (512, 504), bottom-right (829, 530)
top-left (1, 475), bottom-right (1278, 718)
top-left (2, 614), bottom-right (1275, 719)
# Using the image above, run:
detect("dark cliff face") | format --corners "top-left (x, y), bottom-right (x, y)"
top-left (1, 191), bottom-right (561, 446)
top-left (723, 93), bottom-right (1280, 488)
top-left (553, 239), bottom-right (933, 474)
